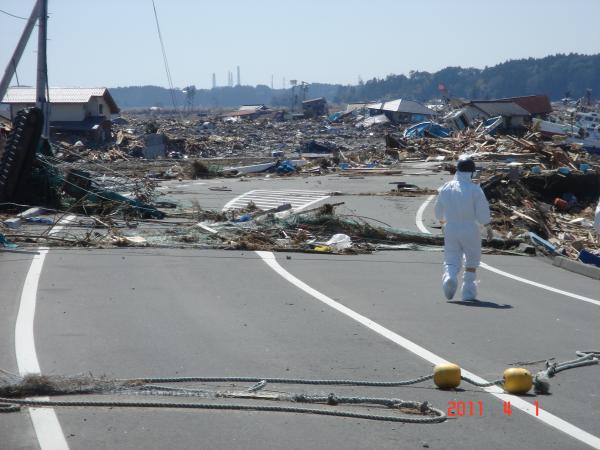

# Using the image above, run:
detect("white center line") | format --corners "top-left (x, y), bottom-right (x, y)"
top-left (416, 194), bottom-right (435, 234)
top-left (15, 215), bottom-right (76, 450)
top-left (256, 250), bottom-right (600, 449)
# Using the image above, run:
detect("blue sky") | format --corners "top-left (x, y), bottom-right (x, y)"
top-left (1, 0), bottom-right (599, 89)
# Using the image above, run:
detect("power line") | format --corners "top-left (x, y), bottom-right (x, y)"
top-left (0, 8), bottom-right (28, 20)
top-left (151, 0), bottom-right (177, 111)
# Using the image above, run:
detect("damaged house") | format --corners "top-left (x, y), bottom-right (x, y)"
top-left (367, 99), bottom-right (436, 124)
top-left (224, 104), bottom-right (271, 121)
top-left (302, 97), bottom-right (328, 118)
top-left (445, 95), bottom-right (552, 131)
top-left (1, 87), bottom-right (120, 142)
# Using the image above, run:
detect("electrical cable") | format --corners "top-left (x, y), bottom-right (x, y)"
top-left (151, 0), bottom-right (178, 112)
top-left (0, 8), bottom-right (28, 20)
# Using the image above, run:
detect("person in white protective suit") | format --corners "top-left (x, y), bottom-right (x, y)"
top-left (595, 198), bottom-right (600, 233)
top-left (434, 156), bottom-right (491, 301)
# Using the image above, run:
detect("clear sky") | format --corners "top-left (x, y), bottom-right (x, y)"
top-left (1, 0), bottom-right (599, 90)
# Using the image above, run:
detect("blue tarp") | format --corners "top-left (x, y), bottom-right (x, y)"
top-left (276, 160), bottom-right (296, 174)
top-left (403, 122), bottom-right (451, 139)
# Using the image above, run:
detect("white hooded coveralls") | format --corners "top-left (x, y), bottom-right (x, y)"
top-left (434, 171), bottom-right (491, 297)
top-left (595, 198), bottom-right (600, 232)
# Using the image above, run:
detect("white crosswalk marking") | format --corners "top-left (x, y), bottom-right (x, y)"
top-left (223, 190), bottom-right (330, 212)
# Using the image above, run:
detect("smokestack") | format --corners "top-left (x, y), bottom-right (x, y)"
top-left (212, 73), bottom-right (216, 89)
top-left (236, 65), bottom-right (240, 86)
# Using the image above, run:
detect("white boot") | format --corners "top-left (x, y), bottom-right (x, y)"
top-left (442, 270), bottom-right (458, 300)
top-left (461, 271), bottom-right (478, 301)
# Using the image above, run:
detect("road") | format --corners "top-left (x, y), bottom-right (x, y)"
top-left (1, 169), bottom-right (599, 450)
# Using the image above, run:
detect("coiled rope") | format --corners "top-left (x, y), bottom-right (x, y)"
top-left (1, 351), bottom-right (597, 422)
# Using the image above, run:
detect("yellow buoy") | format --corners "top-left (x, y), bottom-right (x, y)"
top-left (503, 368), bottom-right (533, 394)
top-left (433, 363), bottom-right (461, 389)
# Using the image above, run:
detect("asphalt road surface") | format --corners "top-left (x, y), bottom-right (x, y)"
top-left (2, 169), bottom-right (599, 450)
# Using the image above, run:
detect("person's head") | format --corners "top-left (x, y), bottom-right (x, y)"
top-left (456, 156), bottom-right (476, 176)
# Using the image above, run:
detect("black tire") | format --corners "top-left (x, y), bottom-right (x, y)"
top-left (0, 108), bottom-right (43, 202)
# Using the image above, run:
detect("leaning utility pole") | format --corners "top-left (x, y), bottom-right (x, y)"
top-left (37, 0), bottom-right (49, 139)
top-left (0, 0), bottom-right (41, 104)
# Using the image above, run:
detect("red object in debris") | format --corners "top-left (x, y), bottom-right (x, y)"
top-left (554, 198), bottom-right (569, 210)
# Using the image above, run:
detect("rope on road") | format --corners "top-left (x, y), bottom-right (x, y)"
top-left (0, 373), bottom-right (445, 423)
top-left (1, 351), bottom-right (597, 420)
top-left (460, 376), bottom-right (503, 388)
top-left (0, 396), bottom-right (446, 423)
top-left (533, 350), bottom-right (599, 394)
top-left (121, 374), bottom-right (435, 386)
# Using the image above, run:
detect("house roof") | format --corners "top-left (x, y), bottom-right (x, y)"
top-left (499, 95), bottom-right (552, 115)
top-left (302, 97), bottom-right (326, 105)
top-left (469, 101), bottom-right (530, 117)
top-left (1, 87), bottom-right (120, 113)
top-left (367, 99), bottom-right (435, 115)
top-left (227, 109), bottom-right (265, 117)
top-left (239, 104), bottom-right (267, 111)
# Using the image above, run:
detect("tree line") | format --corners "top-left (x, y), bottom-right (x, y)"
top-left (110, 53), bottom-right (600, 109)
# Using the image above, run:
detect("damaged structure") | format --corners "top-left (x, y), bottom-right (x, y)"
top-left (367, 99), bottom-right (436, 124)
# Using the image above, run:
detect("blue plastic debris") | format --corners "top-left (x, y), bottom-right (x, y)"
top-left (482, 116), bottom-right (504, 135)
top-left (530, 166), bottom-right (542, 174)
top-left (528, 232), bottom-right (556, 254)
top-left (234, 214), bottom-right (253, 222)
top-left (578, 249), bottom-right (600, 268)
top-left (276, 160), bottom-right (296, 174)
top-left (25, 217), bottom-right (54, 224)
top-left (557, 167), bottom-right (571, 175)
top-left (403, 122), bottom-right (451, 139)
top-left (0, 234), bottom-right (17, 249)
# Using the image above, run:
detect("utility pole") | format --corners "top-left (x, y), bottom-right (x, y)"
top-left (0, 0), bottom-right (41, 103)
top-left (36, 0), bottom-right (49, 139)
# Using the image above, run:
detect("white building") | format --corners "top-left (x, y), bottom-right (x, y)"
top-left (1, 87), bottom-right (120, 141)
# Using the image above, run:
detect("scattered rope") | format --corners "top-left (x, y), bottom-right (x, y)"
top-left (460, 376), bottom-right (503, 388)
top-left (0, 397), bottom-right (445, 423)
top-left (1, 352), bottom-right (597, 421)
top-left (121, 374), bottom-right (435, 386)
top-left (533, 351), bottom-right (599, 394)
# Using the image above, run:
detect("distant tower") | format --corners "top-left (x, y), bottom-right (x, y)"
top-left (282, 77), bottom-right (286, 89)
top-left (212, 73), bottom-right (216, 89)
top-left (236, 66), bottom-right (241, 86)
top-left (183, 85), bottom-right (196, 112)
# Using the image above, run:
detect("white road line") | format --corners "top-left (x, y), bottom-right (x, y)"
top-left (416, 195), bottom-right (600, 306)
top-left (223, 190), bottom-right (256, 210)
top-left (416, 194), bottom-right (435, 233)
top-left (480, 262), bottom-right (600, 307)
top-left (223, 190), bottom-right (330, 212)
top-left (256, 251), bottom-right (600, 449)
top-left (15, 215), bottom-right (77, 450)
